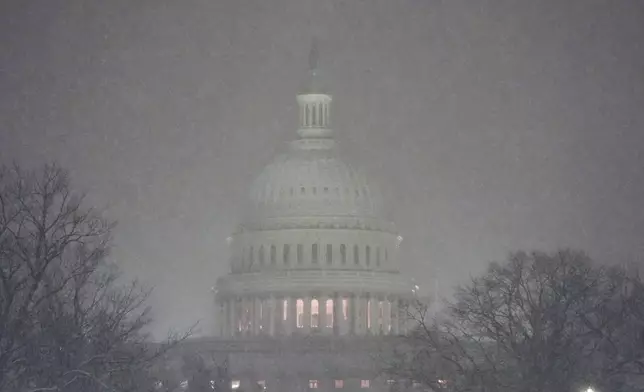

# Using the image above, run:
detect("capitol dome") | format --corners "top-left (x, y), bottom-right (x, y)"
top-left (246, 138), bottom-right (385, 224)
top-left (214, 45), bottom-right (413, 340)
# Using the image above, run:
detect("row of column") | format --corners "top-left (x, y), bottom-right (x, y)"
top-left (217, 294), bottom-right (408, 338)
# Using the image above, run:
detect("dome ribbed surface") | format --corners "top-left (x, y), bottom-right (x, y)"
top-left (246, 143), bottom-right (383, 223)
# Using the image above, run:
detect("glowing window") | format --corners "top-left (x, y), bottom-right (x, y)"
top-left (312, 243), bottom-right (318, 264)
top-left (283, 299), bottom-right (288, 321)
top-left (311, 299), bottom-right (319, 328)
top-left (326, 244), bottom-right (332, 264)
top-left (335, 380), bottom-right (344, 389)
top-left (283, 244), bottom-right (290, 265)
top-left (309, 380), bottom-right (319, 389)
top-left (361, 380), bottom-right (370, 388)
top-left (296, 299), bottom-right (304, 328)
top-left (231, 380), bottom-right (240, 389)
top-left (342, 298), bottom-right (349, 320)
top-left (326, 299), bottom-right (334, 328)
top-left (340, 244), bottom-right (346, 264)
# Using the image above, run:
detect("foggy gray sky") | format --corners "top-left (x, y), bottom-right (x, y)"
top-left (1, 0), bottom-right (643, 337)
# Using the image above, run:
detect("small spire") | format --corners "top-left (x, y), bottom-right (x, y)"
top-left (308, 37), bottom-right (319, 72)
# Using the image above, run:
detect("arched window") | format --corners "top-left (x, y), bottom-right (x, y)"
top-left (270, 245), bottom-right (276, 264)
top-left (342, 298), bottom-right (349, 321)
top-left (366, 246), bottom-right (371, 266)
top-left (297, 244), bottom-right (303, 264)
top-left (283, 299), bottom-right (288, 321)
top-left (283, 244), bottom-right (290, 265)
top-left (354, 245), bottom-right (359, 265)
top-left (326, 244), bottom-right (332, 265)
top-left (312, 244), bottom-right (318, 264)
top-left (340, 244), bottom-right (346, 264)
top-left (326, 299), bottom-right (334, 328)
top-left (296, 299), bottom-right (304, 328)
top-left (259, 245), bottom-right (265, 265)
top-left (311, 299), bottom-right (319, 328)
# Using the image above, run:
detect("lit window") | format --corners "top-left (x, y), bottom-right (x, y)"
top-left (283, 244), bottom-right (290, 265)
top-left (340, 244), bottom-right (346, 264)
top-left (270, 245), bottom-right (276, 264)
top-left (283, 299), bottom-right (288, 321)
top-left (231, 380), bottom-right (240, 390)
top-left (297, 244), bottom-right (303, 264)
top-left (326, 244), bottom-right (332, 264)
top-left (309, 380), bottom-right (319, 389)
top-left (326, 299), bottom-right (334, 328)
top-left (297, 299), bottom-right (304, 328)
top-left (366, 246), bottom-right (371, 266)
top-left (312, 244), bottom-right (318, 264)
top-left (354, 245), bottom-right (359, 265)
top-left (311, 299), bottom-right (319, 328)
top-left (342, 298), bottom-right (349, 320)
top-left (361, 380), bottom-right (370, 388)
top-left (335, 380), bottom-right (344, 389)
top-left (386, 380), bottom-right (396, 386)
top-left (257, 380), bottom-right (266, 389)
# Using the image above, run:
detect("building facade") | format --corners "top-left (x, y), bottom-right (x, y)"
top-left (202, 47), bottom-right (415, 392)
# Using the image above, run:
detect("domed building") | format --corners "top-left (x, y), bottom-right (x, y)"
top-left (177, 45), bottom-right (416, 392)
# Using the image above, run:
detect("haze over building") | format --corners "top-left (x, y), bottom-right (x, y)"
top-left (182, 44), bottom-right (417, 392)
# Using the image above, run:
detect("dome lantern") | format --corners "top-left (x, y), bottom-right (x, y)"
top-left (296, 38), bottom-right (333, 142)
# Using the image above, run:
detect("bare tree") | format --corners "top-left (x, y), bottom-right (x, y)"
top-left (384, 250), bottom-right (644, 392)
top-left (0, 164), bottom-right (187, 392)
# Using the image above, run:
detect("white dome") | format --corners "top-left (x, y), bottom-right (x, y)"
top-left (246, 139), bottom-right (383, 223)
